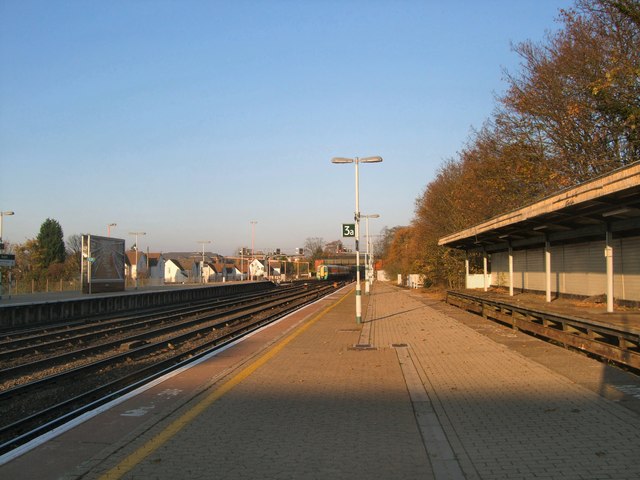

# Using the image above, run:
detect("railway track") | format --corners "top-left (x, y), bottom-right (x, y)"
top-left (445, 290), bottom-right (640, 371)
top-left (0, 284), bottom-right (302, 376)
top-left (0, 281), bottom-right (340, 454)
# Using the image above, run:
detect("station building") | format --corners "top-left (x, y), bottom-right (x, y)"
top-left (438, 162), bottom-right (640, 311)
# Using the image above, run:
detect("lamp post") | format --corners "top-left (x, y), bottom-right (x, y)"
top-left (128, 231), bottom-right (146, 289)
top-left (107, 223), bottom-right (117, 237)
top-left (0, 211), bottom-right (14, 250)
top-left (250, 220), bottom-right (257, 280)
top-left (362, 214), bottom-right (380, 295)
top-left (0, 211), bottom-right (15, 301)
top-left (197, 240), bottom-right (211, 283)
top-left (331, 156), bottom-right (383, 324)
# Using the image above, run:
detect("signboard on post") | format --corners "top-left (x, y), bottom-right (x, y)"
top-left (0, 253), bottom-right (16, 267)
top-left (342, 224), bottom-right (355, 237)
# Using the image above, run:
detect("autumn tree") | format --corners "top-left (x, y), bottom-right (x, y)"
top-left (501, 0), bottom-right (640, 181)
top-left (375, 226), bottom-right (402, 264)
top-left (12, 238), bottom-right (41, 283)
top-left (392, 0), bottom-right (639, 288)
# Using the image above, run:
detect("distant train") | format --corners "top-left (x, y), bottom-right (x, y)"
top-left (316, 264), bottom-right (365, 281)
top-left (316, 264), bottom-right (351, 281)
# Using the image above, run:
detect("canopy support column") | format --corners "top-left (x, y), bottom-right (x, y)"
top-left (465, 251), bottom-right (470, 289)
top-left (508, 244), bottom-right (514, 297)
top-left (545, 238), bottom-right (551, 303)
top-left (483, 249), bottom-right (488, 292)
top-left (605, 229), bottom-right (614, 313)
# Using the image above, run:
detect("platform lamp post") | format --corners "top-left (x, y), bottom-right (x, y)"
top-left (197, 240), bottom-right (211, 283)
top-left (128, 231), bottom-right (146, 290)
top-left (250, 220), bottom-right (257, 280)
top-left (0, 211), bottom-right (15, 301)
top-left (331, 156), bottom-right (383, 324)
top-left (0, 211), bottom-right (14, 250)
top-left (362, 214), bottom-right (380, 295)
top-left (107, 223), bottom-right (117, 237)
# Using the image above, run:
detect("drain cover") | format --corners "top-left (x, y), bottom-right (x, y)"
top-left (348, 344), bottom-right (377, 350)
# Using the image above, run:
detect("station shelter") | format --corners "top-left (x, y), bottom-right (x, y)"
top-left (438, 162), bottom-right (640, 312)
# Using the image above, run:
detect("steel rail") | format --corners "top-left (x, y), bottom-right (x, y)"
top-left (0, 285), bottom-right (298, 362)
top-left (0, 284), bottom-right (325, 381)
top-left (0, 285), bottom-right (291, 353)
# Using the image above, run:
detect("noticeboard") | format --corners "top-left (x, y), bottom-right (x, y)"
top-left (81, 235), bottom-right (126, 293)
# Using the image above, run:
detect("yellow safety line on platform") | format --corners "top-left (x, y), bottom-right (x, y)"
top-left (98, 289), bottom-right (352, 480)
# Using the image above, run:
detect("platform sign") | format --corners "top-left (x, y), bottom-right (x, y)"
top-left (342, 224), bottom-right (355, 237)
top-left (0, 253), bottom-right (16, 267)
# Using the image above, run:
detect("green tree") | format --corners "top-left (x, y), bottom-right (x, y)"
top-left (37, 218), bottom-right (66, 269)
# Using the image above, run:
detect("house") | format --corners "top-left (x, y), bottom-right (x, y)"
top-left (125, 250), bottom-right (148, 280)
top-left (249, 259), bottom-right (266, 279)
top-left (324, 240), bottom-right (345, 255)
top-left (210, 263), bottom-right (242, 281)
top-left (267, 260), bottom-right (282, 280)
top-left (201, 261), bottom-right (217, 283)
top-left (227, 264), bottom-right (243, 280)
top-left (147, 253), bottom-right (166, 286)
top-left (164, 258), bottom-right (191, 283)
top-left (161, 252), bottom-right (243, 283)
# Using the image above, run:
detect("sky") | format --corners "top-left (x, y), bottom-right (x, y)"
top-left (0, 0), bottom-right (573, 256)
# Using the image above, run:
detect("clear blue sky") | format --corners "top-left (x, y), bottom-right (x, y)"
top-left (0, 0), bottom-right (572, 256)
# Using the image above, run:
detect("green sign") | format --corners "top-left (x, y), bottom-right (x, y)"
top-left (342, 224), bottom-right (355, 237)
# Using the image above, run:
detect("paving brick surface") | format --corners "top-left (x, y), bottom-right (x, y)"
top-left (13, 282), bottom-right (640, 479)
top-left (371, 283), bottom-right (640, 480)
top-left (87, 287), bottom-right (434, 480)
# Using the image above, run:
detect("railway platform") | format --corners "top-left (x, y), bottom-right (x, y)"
top-left (2, 282), bottom-right (640, 479)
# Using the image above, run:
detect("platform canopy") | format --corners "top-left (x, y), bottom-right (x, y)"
top-left (438, 162), bottom-right (640, 253)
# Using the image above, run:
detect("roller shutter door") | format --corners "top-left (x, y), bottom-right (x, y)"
top-left (490, 252), bottom-right (508, 287)
top-left (550, 245), bottom-right (565, 294)
top-left (619, 236), bottom-right (640, 301)
top-left (564, 243), bottom-right (590, 296)
top-left (526, 248), bottom-right (545, 291)
top-left (586, 241), bottom-right (606, 296)
top-left (513, 250), bottom-right (526, 290)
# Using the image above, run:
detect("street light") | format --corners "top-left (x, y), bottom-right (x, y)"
top-left (128, 231), bottom-right (146, 289)
top-left (0, 211), bottom-right (15, 250)
top-left (0, 211), bottom-right (15, 301)
top-left (250, 221), bottom-right (257, 280)
top-left (362, 214), bottom-right (380, 295)
top-left (197, 240), bottom-right (211, 283)
top-left (331, 156), bottom-right (383, 324)
top-left (107, 223), bottom-right (117, 237)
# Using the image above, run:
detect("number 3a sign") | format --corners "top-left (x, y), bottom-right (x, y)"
top-left (342, 224), bottom-right (355, 237)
